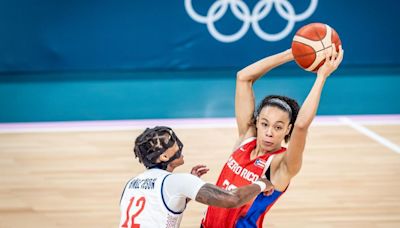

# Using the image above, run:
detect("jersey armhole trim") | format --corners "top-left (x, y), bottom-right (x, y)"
top-left (161, 174), bottom-right (185, 215)
top-left (235, 137), bottom-right (257, 151)
top-left (119, 177), bottom-right (134, 205)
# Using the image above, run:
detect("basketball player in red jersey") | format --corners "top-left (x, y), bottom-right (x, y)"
top-left (120, 126), bottom-right (274, 228)
top-left (202, 44), bottom-right (344, 227)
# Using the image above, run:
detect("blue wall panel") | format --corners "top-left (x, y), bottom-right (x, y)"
top-left (1, 69), bottom-right (399, 122)
top-left (0, 0), bottom-right (399, 72)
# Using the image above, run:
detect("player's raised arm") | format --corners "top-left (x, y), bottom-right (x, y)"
top-left (283, 45), bottom-right (344, 177)
top-left (235, 50), bottom-right (294, 143)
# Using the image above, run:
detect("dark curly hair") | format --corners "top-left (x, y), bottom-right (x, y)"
top-left (253, 95), bottom-right (300, 143)
top-left (133, 126), bottom-right (183, 170)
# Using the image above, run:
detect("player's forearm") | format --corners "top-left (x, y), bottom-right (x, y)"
top-left (295, 76), bottom-right (326, 129)
top-left (195, 183), bottom-right (262, 208)
top-left (229, 184), bottom-right (263, 207)
top-left (284, 76), bottom-right (326, 176)
top-left (237, 49), bottom-right (293, 82)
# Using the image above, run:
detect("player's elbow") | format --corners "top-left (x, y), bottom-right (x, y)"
top-left (236, 71), bottom-right (245, 81)
top-left (236, 71), bottom-right (252, 83)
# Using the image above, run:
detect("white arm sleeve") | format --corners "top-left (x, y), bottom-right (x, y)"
top-left (162, 173), bottom-right (206, 212)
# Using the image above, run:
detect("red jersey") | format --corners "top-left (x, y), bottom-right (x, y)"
top-left (202, 138), bottom-right (287, 228)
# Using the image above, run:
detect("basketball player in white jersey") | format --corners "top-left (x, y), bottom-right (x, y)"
top-left (119, 126), bottom-right (274, 228)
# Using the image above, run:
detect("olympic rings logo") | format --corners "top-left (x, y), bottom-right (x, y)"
top-left (185, 0), bottom-right (318, 43)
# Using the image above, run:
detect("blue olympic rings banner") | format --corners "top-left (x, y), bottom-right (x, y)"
top-left (185, 0), bottom-right (318, 43)
top-left (0, 0), bottom-right (399, 72)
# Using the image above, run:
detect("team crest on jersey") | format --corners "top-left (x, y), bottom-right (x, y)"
top-left (254, 158), bottom-right (266, 169)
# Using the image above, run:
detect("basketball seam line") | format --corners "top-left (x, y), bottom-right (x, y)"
top-left (292, 40), bottom-right (315, 57)
top-left (313, 26), bottom-right (326, 49)
top-left (311, 26), bottom-right (327, 71)
top-left (292, 44), bottom-right (333, 58)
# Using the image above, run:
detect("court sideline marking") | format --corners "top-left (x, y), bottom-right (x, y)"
top-left (0, 115), bottom-right (399, 132)
top-left (0, 114), bottom-right (399, 155)
top-left (1, 115), bottom-right (399, 153)
top-left (339, 117), bottom-right (400, 154)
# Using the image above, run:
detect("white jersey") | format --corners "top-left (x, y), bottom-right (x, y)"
top-left (119, 168), bottom-right (205, 228)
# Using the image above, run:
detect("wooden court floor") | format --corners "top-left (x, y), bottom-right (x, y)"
top-left (0, 124), bottom-right (399, 227)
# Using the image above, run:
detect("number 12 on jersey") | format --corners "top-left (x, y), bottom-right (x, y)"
top-left (121, 196), bottom-right (146, 228)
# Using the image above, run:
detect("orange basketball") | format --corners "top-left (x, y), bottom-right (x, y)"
top-left (291, 23), bottom-right (341, 72)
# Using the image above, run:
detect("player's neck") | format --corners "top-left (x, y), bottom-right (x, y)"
top-left (253, 145), bottom-right (281, 157)
top-left (166, 166), bottom-right (174, 172)
top-left (251, 147), bottom-right (266, 160)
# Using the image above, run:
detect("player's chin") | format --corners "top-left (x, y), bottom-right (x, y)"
top-left (262, 146), bottom-right (273, 152)
top-left (261, 142), bottom-right (275, 152)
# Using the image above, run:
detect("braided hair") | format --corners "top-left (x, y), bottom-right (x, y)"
top-left (133, 126), bottom-right (183, 170)
top-left (253, 95), bottom-right (300, 143)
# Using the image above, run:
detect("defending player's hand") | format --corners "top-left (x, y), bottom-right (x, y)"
top-left (190, 164), bottom-right (210, 178)
top-left (258, 178), bottom-right (275, 196)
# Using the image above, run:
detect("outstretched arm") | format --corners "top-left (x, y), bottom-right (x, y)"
top-left (195, 178), bottom-right (274, 208)
top-left (235, 49), bottom-right (294, 142)
top-left (283, 45), bottom-right (344, 177)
